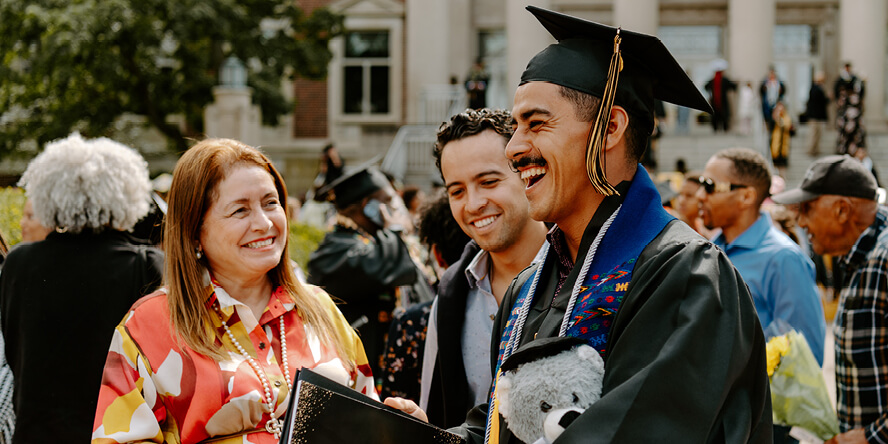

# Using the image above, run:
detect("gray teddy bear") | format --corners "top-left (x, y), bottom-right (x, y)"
top-left (497, 337), bottom-right (605, 444)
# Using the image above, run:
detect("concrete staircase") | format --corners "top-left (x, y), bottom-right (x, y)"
top-left (655, 121), bottom-right (888, 190)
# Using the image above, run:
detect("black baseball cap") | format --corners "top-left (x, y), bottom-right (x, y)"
top-left (771, 155), bottom-right (878, 204)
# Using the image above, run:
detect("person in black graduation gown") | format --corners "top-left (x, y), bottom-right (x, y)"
top-left (307, 165), bottom-right (432, 380)
top-left (444, 7), bottom-right (773, 444)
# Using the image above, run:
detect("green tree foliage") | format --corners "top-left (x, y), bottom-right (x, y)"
top-left (0, 0), bottom-right (342, 155)
top-left (288, 221), bottom-right (325, 273)
top-left (0, 187), bottom-right (26, 246)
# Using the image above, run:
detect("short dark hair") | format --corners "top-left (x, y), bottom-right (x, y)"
top-left (417, 192), bottom-right (471, 267)
top-left (714, 147), bottom-right (772, 207)
top-left (434, 109), bottom-right (514, 177)
top-left (558, 86), bottom-right (653, 164)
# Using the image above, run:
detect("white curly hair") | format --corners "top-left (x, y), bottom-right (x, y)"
top-left (19, 133), bottom-right (153, 234)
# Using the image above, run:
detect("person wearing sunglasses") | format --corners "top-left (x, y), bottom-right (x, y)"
top-left (697, 147), bottom-right (825, 444)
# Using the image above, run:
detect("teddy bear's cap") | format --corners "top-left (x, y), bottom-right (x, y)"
top-left (501, 337), bottom-right (588, 373)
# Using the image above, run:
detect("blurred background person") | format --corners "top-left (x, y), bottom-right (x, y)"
top-left (770, 101), bottom-right (795, 177)
top-left (378, 191), bottom-right (472, 402)
top-left (704, 60), bottom-right (736, 133)
top-left (0, 133), bottom-right (164, 443)
top-left (300, 143), bottom-right (344, 229)
top-left (805, 72), bottom-right (829, 157)
top-left (307, 165), bottom-right (433, 382)
top-left (92, 138), bottom-right (375, 443)
top-left (760, 67), bottom-right (786, 132)
top-left (834, 62), bottom-right (866, 155)
top-left (674, 171), bottom-right (714, 239)
top-left (18, 200), bottom-right (51, 243)
top-left (0, 228), bottom-right (11, 444)
top-left (737, 81), bottom-right (756, 136)
top-left (400, 185), bottom-right (425, 229)
top-left (465, 61), bottom-right (490, 110)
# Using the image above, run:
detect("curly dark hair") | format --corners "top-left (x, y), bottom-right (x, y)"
top-left (434, 108), bottom-right (514, 178)
top-left (714, 147), bottom-right (772, 207)
top-left (558, 86), bottom-right (653, 165)
top-left (418, 191), bottom-right (471, 267)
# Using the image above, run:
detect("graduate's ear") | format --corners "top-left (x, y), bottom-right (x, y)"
top-left (605, 105), bottom-right (630, 152)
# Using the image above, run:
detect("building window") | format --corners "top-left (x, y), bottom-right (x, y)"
top-left (343, 31), bottom-right (391, 115)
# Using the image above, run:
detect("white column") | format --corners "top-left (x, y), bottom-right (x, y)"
top-left (728, 0), bottom-right (774, 85)
top-left (839, 0), bottom-right (886, 121)
top-left (204, 87), bottom-right (261, 146)
top-left (506, 0), bottom-right (552, 108)
top-left (406, 0), bottom-right (450, 122)
top-left (612, 0), bottom-right (659, 35)
top-left (448, 0), bottom-right (472, 88)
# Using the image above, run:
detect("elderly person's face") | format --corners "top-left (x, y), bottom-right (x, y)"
top-left (797, 196), bottom-right (849, 256)
top-left (199, 165), bottom-right (287, 283)
top-left (20, 199), bottom-right (51, 243)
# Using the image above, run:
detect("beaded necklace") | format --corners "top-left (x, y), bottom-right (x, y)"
top-left (214, 304), bottom-right (292, 439)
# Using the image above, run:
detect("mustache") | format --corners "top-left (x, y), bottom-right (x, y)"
top-left (510, 155), bottom-right (547, 173)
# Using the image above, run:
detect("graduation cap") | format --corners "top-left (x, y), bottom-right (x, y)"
top-left (521, 6), bottom-right (712, 196)
top-left (318, 161), bottom-right (390, 209)
top-left (655, 180), bottom-right (678, 205)
top-left (501, 336), bottom-right (588, 373)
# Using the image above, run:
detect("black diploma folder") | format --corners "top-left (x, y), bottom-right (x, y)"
top-left (279, 368), bottom-right (466, 444)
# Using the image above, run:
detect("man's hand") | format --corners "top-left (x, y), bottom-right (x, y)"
top-left (826, 428), bottom-right (867, 444)
top-left (383, 397), bottom-right (429, 423)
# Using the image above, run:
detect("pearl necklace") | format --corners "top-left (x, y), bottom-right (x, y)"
top-left (215, 304), bottom-right (292, 439)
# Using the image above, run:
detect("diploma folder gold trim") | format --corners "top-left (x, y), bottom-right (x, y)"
top-left (279, 368), bottom-right (466, 444)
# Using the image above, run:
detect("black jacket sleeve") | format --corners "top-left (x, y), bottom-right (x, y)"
top-left (307, 229), bottom-right (418, 299)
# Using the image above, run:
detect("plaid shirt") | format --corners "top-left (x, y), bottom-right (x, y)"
top-left (835, 206), bottom-right (888, 442)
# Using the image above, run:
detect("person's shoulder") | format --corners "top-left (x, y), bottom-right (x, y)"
top-left (298, 283), bottom-right (341, 312)
top-left (869, 225), bottom-right (888, 259)
top-left (128, 289), bottom-right (168, 317)
top-left (646, 220), bottom-right (713, 252)
top-left (639, 221), bottom-right (732, 271)
top-left (437, 241), bottom-right (480, 294)
top-left (119, 289), bottom-right (170, 339)
top-left (3, 240), bottom-right (41, 263)
top-left (503, 260), bottom-right (544, 302)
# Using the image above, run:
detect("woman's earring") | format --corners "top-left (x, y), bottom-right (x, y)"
top-left (195, 247), bottom-right (203, 260)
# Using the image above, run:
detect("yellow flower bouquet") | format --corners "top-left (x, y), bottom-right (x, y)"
top-left (765, 330), bottom-right (839, 440)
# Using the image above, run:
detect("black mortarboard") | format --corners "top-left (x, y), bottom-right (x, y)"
top-left (501, 337), bottom-right (587, 373)
top-left (520, 6), bottom-right (712, 196)
top-left (319, 162), bottom-right (390, 209)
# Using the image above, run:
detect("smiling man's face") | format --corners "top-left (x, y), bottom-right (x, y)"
top-left (441, 129), bottom-right (532, 252)
top-left (505, 82), bottom-right (596, 226)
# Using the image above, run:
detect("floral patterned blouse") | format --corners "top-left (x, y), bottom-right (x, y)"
top-left (92, 283), bottom-right (376, 444)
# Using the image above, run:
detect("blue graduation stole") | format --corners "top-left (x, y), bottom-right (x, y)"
top-left (495, 166), bottom-right (674, 372)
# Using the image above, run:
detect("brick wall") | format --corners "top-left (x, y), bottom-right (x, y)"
top-left (292, 78), bottom-right (328, 138)
top-left (292, 0), bottom-right (332, 138)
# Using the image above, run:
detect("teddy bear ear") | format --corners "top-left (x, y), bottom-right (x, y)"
top-left (496, 376), bottom-right (513, 419)
top-left (577, 345), bottom-right (604, 366)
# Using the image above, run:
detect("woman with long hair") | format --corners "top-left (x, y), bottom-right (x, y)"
top-left (92, 139), bottom-right (375, 443)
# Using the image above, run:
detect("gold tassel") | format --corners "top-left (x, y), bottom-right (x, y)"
top-left (585, 29), bottom-right (624, 196)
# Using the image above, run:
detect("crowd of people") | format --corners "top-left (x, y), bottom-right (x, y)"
top-left (0, 6), bottom-right (885, 444)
